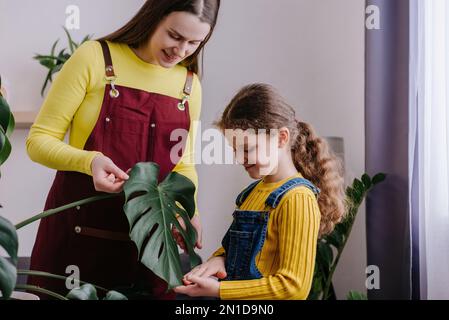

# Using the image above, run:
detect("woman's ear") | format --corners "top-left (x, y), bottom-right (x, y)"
top-left (278, 127), bottom-right (290, 148)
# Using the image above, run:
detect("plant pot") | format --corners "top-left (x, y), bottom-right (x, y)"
top-left (0, 291), bottom-right (40, 300)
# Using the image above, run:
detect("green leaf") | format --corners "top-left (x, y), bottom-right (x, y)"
top-left (50, 39), bottom-right (59, 57)
top-left (0, 215), bottom-right (18, 299)
top-left (104, 290), bottom-right (128, 300)
top-left (0, 129), bottom-right (11, 168)
top-left (0, 216), bottom-right (18, 265)
top-left (350, 179), bottom-right (363, 204)
top-left (0, 257), bottom-right (17, 300)
top-left (63, 27), bottom-right (76, 54)
top-left (354, 178), bottom-right (365, 194)
top-left (361, 174), bottom-right (372, 189)
top-left (372, 173), bottom-right (386, 185)
top-left (34, 55), bottom-right (67, 65)
top-left (80, 34), bottom-right (92, 44)
top-left (317, 241), bottom-right (333, 272)
top-left (325, 230), bottom-right (343, 249)
top-left (347, 290), bottom-right (368, 300)
top-left (66, 284), bottom-right (99, 300)
top-left (0, 95), bottom-right (15, 137)
top-left (123, 162), bottom-right (201, 289)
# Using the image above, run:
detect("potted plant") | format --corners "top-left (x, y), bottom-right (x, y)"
top-left (307, 172), bottom-right (386, 300)
top-left (33, 27), bottom-right (92, 96)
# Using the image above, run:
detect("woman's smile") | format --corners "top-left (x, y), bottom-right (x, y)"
top-left (162, 50), bottom-right (178, 63)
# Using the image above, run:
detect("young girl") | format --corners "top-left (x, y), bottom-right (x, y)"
top-left (27, 0), bottom-right (220, 299)
top-left (175, 83), bottom-right (346, 300)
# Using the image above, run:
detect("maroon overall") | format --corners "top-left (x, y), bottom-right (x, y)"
top-left (28, 41), bottom-right (193, 299)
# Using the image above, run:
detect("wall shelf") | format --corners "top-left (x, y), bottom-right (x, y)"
top-left (13, 111), bottom-right (38, 129)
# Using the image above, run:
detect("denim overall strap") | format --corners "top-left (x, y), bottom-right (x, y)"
top-left (235, 180), bottom-right (262, 207)
top-left (266, 177), bottom-right (320, 209)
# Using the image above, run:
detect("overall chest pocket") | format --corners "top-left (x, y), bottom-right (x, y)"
top-left (222, 210), bottom-right (270, 281)
top-left (102, 104), bottom-right (150, 170)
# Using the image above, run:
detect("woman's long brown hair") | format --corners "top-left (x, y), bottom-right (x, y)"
top-left (215, 84), bottom-right (347, 237)
top-left (98, 0), bottom-right (220, 75)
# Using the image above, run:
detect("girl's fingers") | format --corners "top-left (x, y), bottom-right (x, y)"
top-left (191, 265), bottom-right (207, 278)
top-left (174, 284), bottom-right (199, 296)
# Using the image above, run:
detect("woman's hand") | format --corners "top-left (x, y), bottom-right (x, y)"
top-left (182, 256), bottom-right (227, 285)
top-left (174, 275), bottom-right (220, 298)
top-left (91, 155), bottom-right (130, 193)
top-left (172, 214), bottom-right (203, 251)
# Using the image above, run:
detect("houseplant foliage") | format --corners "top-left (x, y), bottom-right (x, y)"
top-left (307, 173), bottom-right (386, 300)
top-left (33, 27), bottom-right (92, 96)
top-left (0, 74), bottom-right (199, 298)
top-left (124, 162), bottom-right (202, 289)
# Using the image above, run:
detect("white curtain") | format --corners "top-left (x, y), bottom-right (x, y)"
top-left (412, 0), bottom-right (449, 300)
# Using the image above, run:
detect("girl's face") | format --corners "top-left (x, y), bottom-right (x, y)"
top-left (228, 130), bottom-right (280, 179)
top-left (147, 11), bottom-right (211, 68)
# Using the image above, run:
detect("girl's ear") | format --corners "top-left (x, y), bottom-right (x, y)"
top-left (278, 127), bottom-right (290, 148)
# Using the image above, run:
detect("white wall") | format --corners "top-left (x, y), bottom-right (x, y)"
top-left (0, 0), bottom-right (366, 299)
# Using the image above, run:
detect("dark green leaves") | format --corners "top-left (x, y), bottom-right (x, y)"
top-left (33, 27), bottom-right (92, 96)
top-left (0, 216), bottom-right (18, 299)
top-left (123, 162), bottom-right (201, 289)
top-left (347, 290), bottom-right (368, 300)
top-left (372, 173), bottom-right (386, 185)
top-left (0, 93), bottom-right (14, 168)
top-left (66, 284), bottom-right (127, 300)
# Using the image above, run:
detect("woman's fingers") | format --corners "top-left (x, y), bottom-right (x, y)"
top-left (92, 156), bottom-right (130, 193)
top-left (105, 162), bottom-right (129, 181)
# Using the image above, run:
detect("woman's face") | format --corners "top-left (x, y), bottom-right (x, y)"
top-left (147, 11), bottom-right (211, 68)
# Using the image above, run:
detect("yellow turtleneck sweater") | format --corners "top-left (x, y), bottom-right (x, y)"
top-left (26, 40), bottom-right (201, 214)
top-left (213, 173), bottom-right (321, 300)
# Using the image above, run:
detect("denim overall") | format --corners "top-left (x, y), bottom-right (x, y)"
top-left (221, 177), bottom-right (320, 281)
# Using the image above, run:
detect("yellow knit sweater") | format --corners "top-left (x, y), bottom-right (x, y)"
top-left (26, 40), bottom-right (201, 213)
top-left (213, 173), bottom-right (321, 300)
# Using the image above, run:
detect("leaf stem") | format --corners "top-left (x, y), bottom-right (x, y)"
top-left (15, 193), bottom-right (119, 230)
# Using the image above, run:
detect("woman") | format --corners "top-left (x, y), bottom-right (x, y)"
top-left (26, 0), bottom-right (221, 299)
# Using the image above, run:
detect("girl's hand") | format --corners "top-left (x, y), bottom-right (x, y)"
top-left (91, 155), bottom-right (130, 193)
top-left (182, 256), bottom-right (227, 285)
top-left (174, 275), bottom-right (220, 298)
top-left (172, 214), bottom-right (203, 251)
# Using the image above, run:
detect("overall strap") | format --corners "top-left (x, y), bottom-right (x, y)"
top-left (235, 180), bottom-right (262, 207)
top-left (99, 40), bottom-right (115, 78)
top-left (266, 177), bottom-right (320, 209)
top-left (98, 40), bottom-right (119, 98)
top-left (178, 70), bottom-right (194, 111)
top-left (184, 71), bottom-right (194, 95)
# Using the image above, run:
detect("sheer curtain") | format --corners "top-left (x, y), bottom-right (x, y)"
top-left (411, 0), bottom-right (449, 300)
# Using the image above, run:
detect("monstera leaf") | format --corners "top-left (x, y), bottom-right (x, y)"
top-left (67, 284), bottom-right (128, 300)
top-left (0, 86), bottom-right (14, 168)
top-left (123, 162), bottom-right (201, 289)
top-left (0, 215), bottom-right (18, 299)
